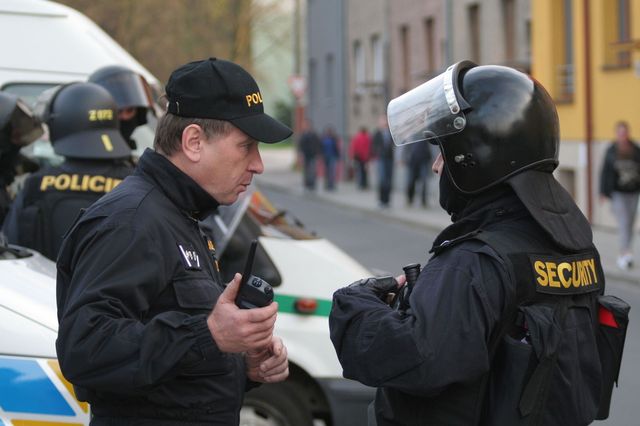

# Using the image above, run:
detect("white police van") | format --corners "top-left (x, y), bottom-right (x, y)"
top-left (0, 1), bottom-right (375, 424)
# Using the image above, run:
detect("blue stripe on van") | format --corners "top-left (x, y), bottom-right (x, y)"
top-left (0, 357), bottom-right (74, 415)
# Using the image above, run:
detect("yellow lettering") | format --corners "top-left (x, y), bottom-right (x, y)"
top-left (246, 95), bottom-right (253, 107)
top-left (69, 174), bottom-right (82, 191)
top-left (88, 109), bottom-right (114, 121)
top-left (40, 175), bottom-right (56, 191)
top-left (257, 92), bottom-right (263, 103)
top-left (81, 175), bottom-right (89, 191)
top-left (546, 262), bottom-right (560, 287)
top-left (572, 261), bottom-right (581, 287)
top-left (587, 259), bottom-right (597, 284)
top-left (580, 262), bottom-right (590, 286)
top-left (88, 175), bottom-right (105, 192)
top-left (101, 135), bottom-right (114, 152)
top-left (251, 93), bottom-right (259, 105)
top-left (54, 174), bottom-right (70, 190)
top-left (534, 261), bottom-right (548, 286)
top-left (557, 262), bottom-right (572, 288)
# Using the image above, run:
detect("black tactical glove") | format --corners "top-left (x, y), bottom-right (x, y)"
top-left (348, 276), bottom-right (400, 300)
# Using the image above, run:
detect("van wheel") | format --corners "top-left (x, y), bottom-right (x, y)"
top-left (241, 382), bottom-right (314, 426)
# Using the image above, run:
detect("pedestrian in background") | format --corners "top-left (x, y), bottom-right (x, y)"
top-left (321, 125), bottom-right (341, 191)
top-left (349, 126), bottom-right (372, 190)
top-left (298, 118), bottom-right (321, 191)
top-left (404, 139), bottom-right (432, 207)
top-left (599, 120), bottom-right (640, 270)
top-left (372, 114), bottom-right (394, 207)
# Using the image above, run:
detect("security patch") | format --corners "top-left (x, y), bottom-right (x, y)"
top-left (177, 243), bottom-right (202, 271)
top-left (529, 253), bottom-right (602, 295)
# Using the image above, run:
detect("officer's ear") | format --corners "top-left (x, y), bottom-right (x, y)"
top-left (181, 124), bottom-right (205, 162)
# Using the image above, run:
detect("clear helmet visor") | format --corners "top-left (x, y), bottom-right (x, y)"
top-left (387, 61), bottom-right (474, 146)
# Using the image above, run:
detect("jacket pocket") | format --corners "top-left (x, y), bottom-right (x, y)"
top-left (486, 333), bottom-right (536, 426)
top-left (596, 294), bottom-right (631, 419)
top-left (173, 278), bottom-right (219, 311)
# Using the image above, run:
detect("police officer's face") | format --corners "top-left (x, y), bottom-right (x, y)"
top-left (195, 125), bottom-right (264, 205)
top-left (432, 152), bottom-right (444, 175)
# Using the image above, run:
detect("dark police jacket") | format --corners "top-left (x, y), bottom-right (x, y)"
top-left (330, 191), bottom-right (605, 426)
top-left (56, 149), bottom-right (252, 425)
top-left (2, 158), bottom-right (133, 260)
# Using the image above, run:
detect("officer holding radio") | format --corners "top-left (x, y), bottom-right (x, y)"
top-left (56, 58), bottom-right (291, 425)
top-left (330, 62), bottom-right (629, 425)
top-left (2, 82), bottom-right (134, 260)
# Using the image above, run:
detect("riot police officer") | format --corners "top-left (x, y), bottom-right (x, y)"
top-left (329, 62), bottom-right (622, 425)
top-left (2, 82), bottom-right (134, 260)
top-left (89, 64), bottom-right (156, 150)
top-left (0, 92), bottom-right (43, 227)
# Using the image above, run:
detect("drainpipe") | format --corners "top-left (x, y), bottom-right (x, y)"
top-left (583, 0), bottom-right (593, 222)
top-left (445, 0), bottom-right (453, 64)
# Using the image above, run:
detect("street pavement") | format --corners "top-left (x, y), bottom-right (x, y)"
top-left (256, 147), bottom-right (640, 286)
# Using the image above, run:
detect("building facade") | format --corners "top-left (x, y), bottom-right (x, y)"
top-left (346, 0), bottom-right (388, 138)
top-left (306, 0), bottom-right (347, 145)
top-left (532, 0), bottom-right (640, 226)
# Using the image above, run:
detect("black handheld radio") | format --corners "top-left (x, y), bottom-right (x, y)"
top-left (391, 263), bottom-right (421, 311)
top-left (235, 240), bottom-right (274, 309)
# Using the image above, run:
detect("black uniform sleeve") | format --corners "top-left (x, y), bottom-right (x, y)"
top-left (56, 221), bottom-right (223, 395)
top-left (329, 243), bottom-right (507, 397)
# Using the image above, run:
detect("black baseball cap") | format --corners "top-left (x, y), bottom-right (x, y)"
top-left (165, 58), bottom-right (292, 143)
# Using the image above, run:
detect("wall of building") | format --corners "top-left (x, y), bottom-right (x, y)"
top-left (346, 0), bottom-right (387, 139)
top-left (306, 0), bottom-right (347, 144)
top-left (532, 0), bottom-right (640, 227)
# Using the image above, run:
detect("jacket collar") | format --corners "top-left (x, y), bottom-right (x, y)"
top-left (136, 148), bottom-right (219, 220)
top-left (430, 187), bottom-right (527, 254)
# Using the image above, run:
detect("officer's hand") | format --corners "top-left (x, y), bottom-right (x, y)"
top-left (348, 275), bottom-right (402, 300)
top-left (207, 273), bottom-right (278, 353)
top-left (245, 336), bottom-right (289, 383)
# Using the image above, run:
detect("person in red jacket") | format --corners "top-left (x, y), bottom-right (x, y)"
top-left (349, 127), bottom-right (372, 189)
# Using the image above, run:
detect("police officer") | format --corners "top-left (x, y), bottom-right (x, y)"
top-left (89, 64), bottom-right (156, 150)
top-left (0, 92), bottom-right (43, 227)
top-left (56, 58), bottom-right (291, 426)
top-left (2, 82), bottom-right (134, 259)
top-left (329, 62), bottom-right (609, 425)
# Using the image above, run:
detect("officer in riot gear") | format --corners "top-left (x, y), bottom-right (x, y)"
top-left (330, 61), bottom-right (628, 425)
top-left (2, 82), bottom-right (134, 259)
top-left (89, 64), bottom-right (156, 150)
top-left (0, 92), bottom-right (43, 227)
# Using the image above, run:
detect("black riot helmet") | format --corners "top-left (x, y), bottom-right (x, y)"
top-left (0, 92), bottom-right (44, 150)
top-left (388, 61), bottom-right (559, 194)
top-left (41, 82), bottom-right (131, 160)
top-left (89, 65), bottom-right (155, 147)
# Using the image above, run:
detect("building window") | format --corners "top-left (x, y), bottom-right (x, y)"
top-left (468, 4), bottom-right (480, 63)
top-left (552, 0), bottom-right (574, 101)
top-left (604, 0), bottom-right (631, 67)
top-left (502, 0), bottom-right (515, 62)
top-left (400, 25), bottom-right (410, 92)
top-left (353, 40), bottom-right (365, 93)
top-left (371, 34), bottom-right (384, 84)
top-left (325, 53), bottom-right (334, 98)
top-left (424, 17), bottom-right (435, 74)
